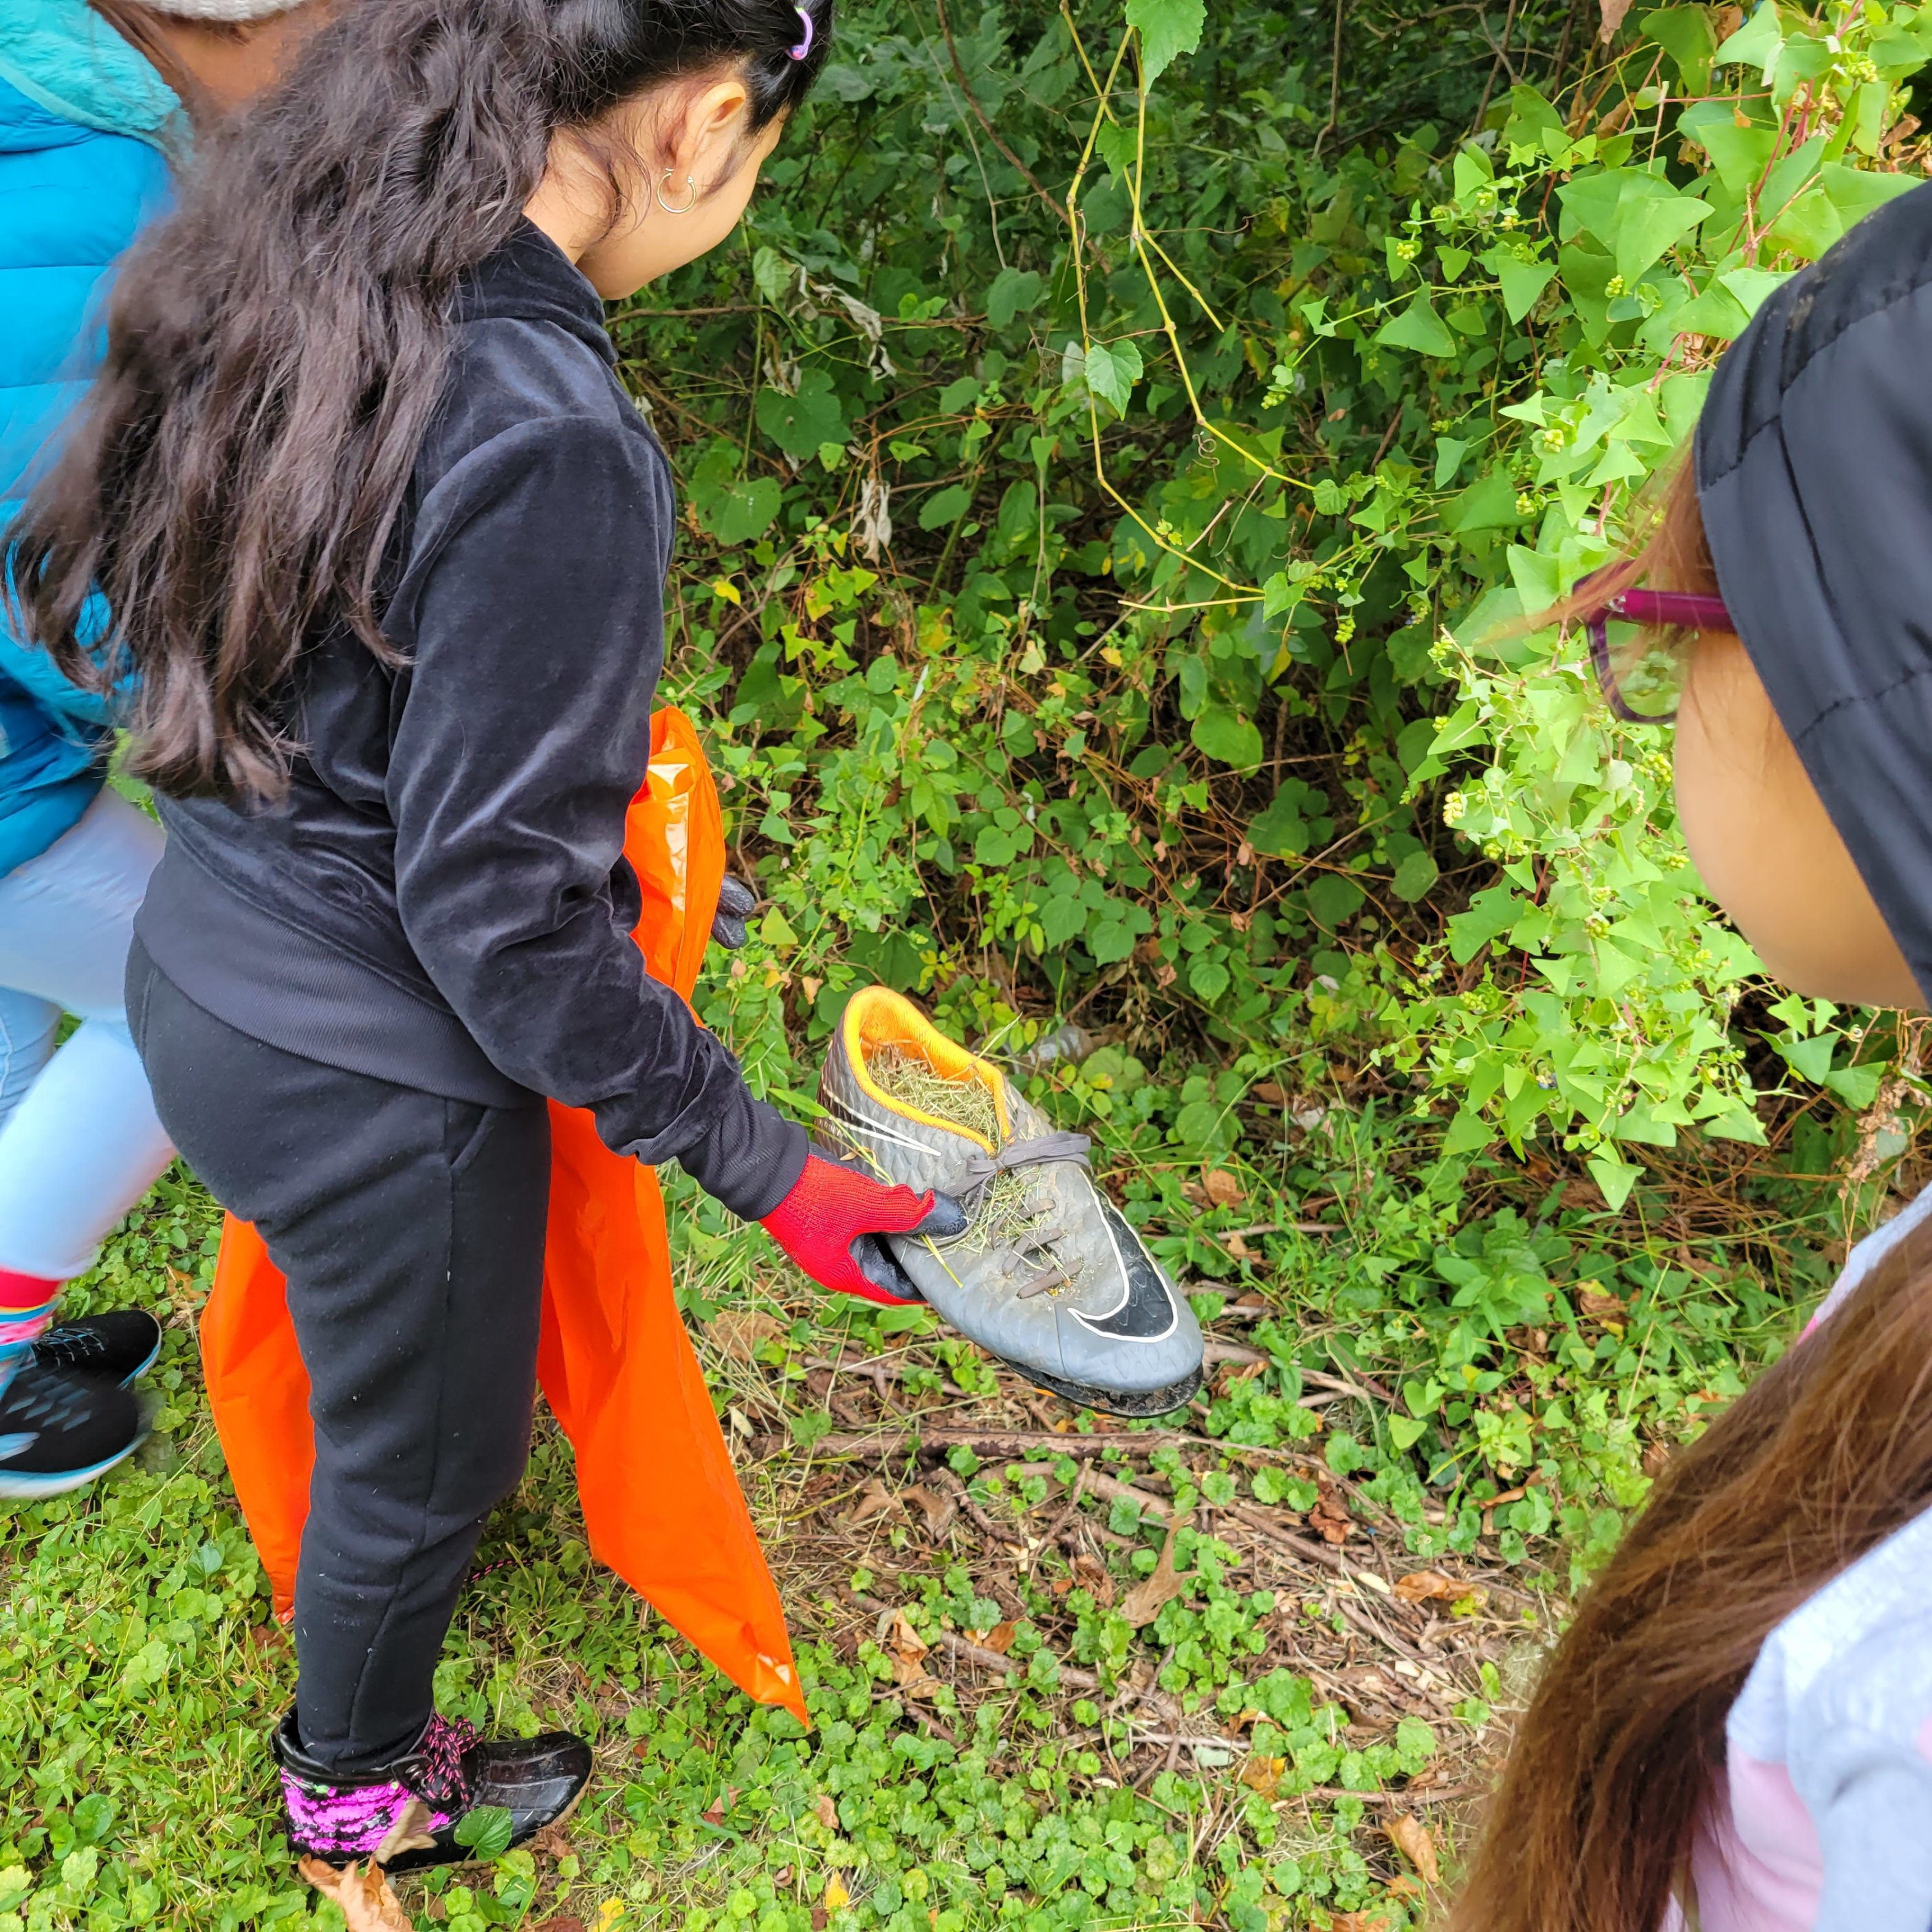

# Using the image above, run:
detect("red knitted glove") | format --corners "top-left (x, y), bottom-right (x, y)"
top-left (760, 1154), bottom-right (964, 1305)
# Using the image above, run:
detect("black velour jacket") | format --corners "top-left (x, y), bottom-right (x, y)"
top-left (137, 222), bottom-right (807, 1219)
top-left (1698, 179), bottom-right (1932, 1007)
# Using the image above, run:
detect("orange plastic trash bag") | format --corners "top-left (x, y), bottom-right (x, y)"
top-left (200, 707), bottom-right (805, 1722)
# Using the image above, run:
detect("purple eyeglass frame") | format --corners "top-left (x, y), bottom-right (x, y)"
top-left (1574, 569), bottom-right (1733, 724)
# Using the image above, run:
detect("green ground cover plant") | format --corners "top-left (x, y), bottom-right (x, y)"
top-left (6, 3), bottom-right (1932, 1927)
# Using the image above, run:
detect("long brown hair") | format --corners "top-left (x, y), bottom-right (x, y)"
top-left (1447, 1214), bottom-right (1932, 1932)
top-left (1535, 454), bottom-right (1719, 635)
top-left (8, 0), bottom-right (831, 802)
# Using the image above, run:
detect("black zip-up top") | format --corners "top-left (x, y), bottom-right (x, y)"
top-left (135, 222), bottom-right (806, 1218)
top-left (1695, 179), bottom-right (1932, 1009)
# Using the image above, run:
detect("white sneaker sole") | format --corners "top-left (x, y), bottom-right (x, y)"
top-left (0, 1431), bottom-right (147, 1500)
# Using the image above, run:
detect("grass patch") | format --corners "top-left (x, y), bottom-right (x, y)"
top-left (0, 1097), bottom-right (1865, 1932)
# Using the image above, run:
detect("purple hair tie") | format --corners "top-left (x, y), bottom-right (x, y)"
top-left (789, 4), bottom-right (815, 58)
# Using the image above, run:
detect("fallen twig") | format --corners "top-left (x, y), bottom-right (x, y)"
top-left (1027, 1464), bottom-right (1088, 1577)
top-left (1223, 1501), bottom-right (1352, 1574)
top-left (1297, 1782), bottom-right (1480, 1810)
top-left (851, 1593), bottom-right (1098, 1691)
top-left (932, 0), bottom-right (1069, 222)
top-left (1301, 1367), bottom-right (1401, 1409)
top-left (1330, 1589), bottom-right (1434, 1666)
top-left (1202, 1340), bottom-right (1268, 1368)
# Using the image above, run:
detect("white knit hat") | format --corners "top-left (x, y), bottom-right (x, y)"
top-left (122, 0), bottom-right (312, 18)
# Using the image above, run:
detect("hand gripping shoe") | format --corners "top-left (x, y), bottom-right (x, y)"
top-left (275, 1709), bottom-right (591, 1873)
top-left (817, 987), bottom-right (1203, 1417)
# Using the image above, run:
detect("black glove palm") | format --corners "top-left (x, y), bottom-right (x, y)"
top-left (710, 874), bottom-right (758, 949)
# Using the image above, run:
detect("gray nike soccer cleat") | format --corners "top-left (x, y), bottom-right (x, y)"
top-left (817, 987), bottom-right (1203, 1418)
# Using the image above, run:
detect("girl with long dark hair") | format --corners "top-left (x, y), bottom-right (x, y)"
top-left (1449, 183), bottom-right (1932, 1932)
top-left (8, 0), bottom-right (961, 1868)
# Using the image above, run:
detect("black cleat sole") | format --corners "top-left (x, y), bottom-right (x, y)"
top-left (1012, 1361), bottom-right (1205, 1420)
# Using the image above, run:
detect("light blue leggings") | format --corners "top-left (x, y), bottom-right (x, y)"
top-left (0, 788), bottom-right (174, 1282)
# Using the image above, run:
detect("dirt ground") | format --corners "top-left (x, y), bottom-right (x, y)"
top-left (700, 1307), bottom-right (1555, 1893)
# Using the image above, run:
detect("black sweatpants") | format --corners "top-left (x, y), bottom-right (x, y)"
top-left (127, 943), bottom-right (551, 1774)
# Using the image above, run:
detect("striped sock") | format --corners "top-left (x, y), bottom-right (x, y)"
top-left (0, 1272), bottom-right (60, 1388)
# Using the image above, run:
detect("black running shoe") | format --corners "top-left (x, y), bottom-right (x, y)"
top-left (0, 1361), bottom-right (148, 1499)
top-left (274, 1709), bottom-right (592, 1873)
top-left (33, 1310), bottom-right (163, 1386)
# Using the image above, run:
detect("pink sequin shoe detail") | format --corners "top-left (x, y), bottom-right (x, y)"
top-left (273, 1708), bottom-right (591, 1873)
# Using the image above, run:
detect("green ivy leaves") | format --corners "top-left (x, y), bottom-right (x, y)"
top-left (985, 265), bottom-right (1044, 329)
top-left (754, 367), bottom-right (848, 461)
top-left (1123, 0), bottom-right (1205, 83)
top-left (1072, 336), bottom-right (1145, 414)
top-left (1374, 293), bottom-right (1456, 358)
top-left (1190, 705), bottom-right (1263, 769)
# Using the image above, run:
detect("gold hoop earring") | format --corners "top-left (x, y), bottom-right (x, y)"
top-left (656, 169), bottom-right (699, 215)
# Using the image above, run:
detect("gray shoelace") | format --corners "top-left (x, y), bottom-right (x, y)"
top-left (957, 1130), bottom-right (1093, 1192)
top-left (954, 1132), bottom-right (1094, 1299)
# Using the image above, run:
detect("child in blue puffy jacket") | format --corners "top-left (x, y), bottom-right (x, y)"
top-left (0, 0), bottom-right (316, 1497)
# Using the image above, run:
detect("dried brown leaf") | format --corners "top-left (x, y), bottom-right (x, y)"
top-left (1578, 1284), bottom-right (1629, 1323)
top-left (1598, 0), bottom-right (1634, 40)
top-left (978, 1621), bottom-right (1018, 1656)
top-left (707, 1309), bottom-right (786, 1364)
top-left (886, 1606), bottom-right (941, 1695)
top-left (298, 1858), bottom-right (413, 1932)
top-left (1254, 1080), bottom-right (1288, 1106)
top-left (1330, 1914), bottom-right (1393, 1932)
top-left (1238, 1753), bottom-right (1285, 1799)
top-left (1392, 1570), bottom-right (1460, 1604)
top-left (815, 1792), bottom-right (839, 1831)
top-left (1203, 1167), bottom-right (1244, 1207)
top-left (1310, 1481), bottom-right (1353, 1546)
top-left (1120, 1516), bottom-right (1194, 1628)
top-left (892, 1654), bottom-right (943, 1696)
top-left (1387, 1813), bottom-right (1441, 1886)
top-left (848, 1477), bottom-right (902, 1526)
top-left (373, 1796), bottom-right (438, 1865)
top-left (534, 1918), bottom-right (588, 1932)
top-left (904, 1483), bottom-right (956, 1537)
top-left (886, 1608), bottom-right (928, 1666)
top-left (1071, 1550), bottom-right (1115, 1608)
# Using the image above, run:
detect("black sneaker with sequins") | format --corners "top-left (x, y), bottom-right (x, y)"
top-left (274, 1709), bottom-right (592, 1872)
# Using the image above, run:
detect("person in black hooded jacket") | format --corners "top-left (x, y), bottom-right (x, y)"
top-left (6, 0), bottom-right (963, 1871)
top-left (1443, 180), bottom-right (1932, 1932)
